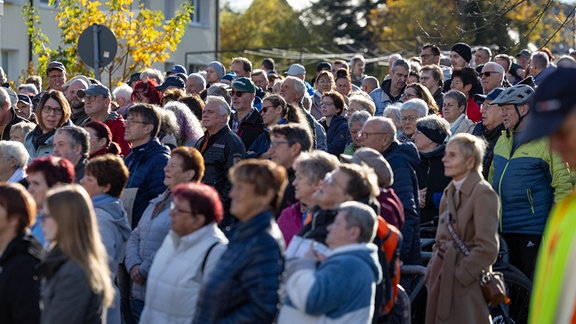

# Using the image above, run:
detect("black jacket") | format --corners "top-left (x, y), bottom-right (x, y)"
top-left (0, 232), bottom-right (42, 324)
top-left (416, 145), bottom-right (452, 224)
top-left (1, 108), bottom-right (28, 141)
top-left (229, 108), bottom-right (265, 150)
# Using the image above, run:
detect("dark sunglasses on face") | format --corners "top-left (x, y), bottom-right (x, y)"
top-left (231, 90), bottom-right (247, 97)
top-left (480, 71), bottom-right (501, 78)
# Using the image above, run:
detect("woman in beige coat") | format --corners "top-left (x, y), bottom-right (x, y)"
top-left (425, 133), bottom-right (499, 324)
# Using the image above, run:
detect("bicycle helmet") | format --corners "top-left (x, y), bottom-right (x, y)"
top-left (491, 84), bottom-right (535, 105)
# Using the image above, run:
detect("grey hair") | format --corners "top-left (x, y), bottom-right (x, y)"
top-left (447, 133), bottom-right (487, 173)
top-left (164, 101), bottom-right (203, 145)
top-left (383, 104), bottom-right (402, 130)
top-left (159, 109), bottom-right (180, 141)
top-left (18, 84), bottom-right (39, 95)
top-left (0, 141), bottom-right (29, 169)
top-left (476, 46), bottom-right (492, 58)
top-left (391, 58), bottom-right (410, 73)
top-left (188, 73), bottom-right (207, 87)
top-left (302, 93), bottom-right (312, 111)
top-left (349, 95), bottom-right (376, 115)
top-left (286, 76), bottom-right (306, 98)
top-left (56, 126), bottom-right (90, 158)
top-left (0, 87), bottom-right (9, 108)
top-left (337, 201), bottom-right (378, 243)
top-left (530, 51), bottom-right (549, 70)
top-left (443, 90), bottom-right (468, 113)
top-left (140, 68), bottom-right (164, 85)
top-left (10, 122), bottom-right (36, 139)
top-left (207, 83), bottom-right (232, 105)
top-left (348, 110), bottom-right (371, 128)
top-left (294, 150), bottom-right (340, 184)
top-left (557, 55), bottom-right (576, 68)
top-left (401, 98), bottom-right (428, 117)
top-left (206, 95), bottom-right (231, 116)
top-left (367, 116), bottom-right (397, 138)
top-left (113, 83), bottom-right (133, 101)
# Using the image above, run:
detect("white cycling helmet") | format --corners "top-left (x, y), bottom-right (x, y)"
top-left (491, 84), bottom-right (535, 106)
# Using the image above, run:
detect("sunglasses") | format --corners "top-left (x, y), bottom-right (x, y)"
top-left (480, 71), bottom-right (501, 78)
top-left (231, 90), bottom-right (247, 97)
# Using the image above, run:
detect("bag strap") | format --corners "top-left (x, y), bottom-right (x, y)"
top-left (446, 212), bottom-right (471, 256)
top-left (200, 242), bottom-right (220, 276)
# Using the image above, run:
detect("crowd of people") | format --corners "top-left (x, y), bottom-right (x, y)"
top-left (0, 41), bottom-right (575, 323)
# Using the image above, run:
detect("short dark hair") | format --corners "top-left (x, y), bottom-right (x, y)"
top-left (84, 154), bottom-right (129, 198)
top-left (172, 182), bottom-right (224, 225)
top-left (127, 103), bottom-right (161, 138)
top-left (494, 54), bottom-right (512, 72)
top-left (422, 43), bottom-right (441, 56)
top-left (269, 123), bottom-right (312, 152)
top-left (261, 58), bottom-right (275, 71)
top-left (27, 156), bottom-right (75, 187)
top-left (451, 67), bottom-right (480, 97)
top-left (57, 126), bottom-right (90, 158)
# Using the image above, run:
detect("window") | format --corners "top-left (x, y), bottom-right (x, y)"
top-left (190, 0), bottom-right (207, 25)
top-left (39, 0), bottom-right (58, 8)
top-left (165, 0), bottom-right (175, 19)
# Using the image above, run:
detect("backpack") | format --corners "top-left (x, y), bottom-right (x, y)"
top-left (375, 215), bottom-right (403, 317)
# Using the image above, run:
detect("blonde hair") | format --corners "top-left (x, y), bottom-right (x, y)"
top-left (446, 133), bottom-right (487, 172)
top-left (45, 184), bottom-right (114, 307)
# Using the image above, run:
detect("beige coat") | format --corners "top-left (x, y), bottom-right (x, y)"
top-left (425, 171), bottom-right (499, 324)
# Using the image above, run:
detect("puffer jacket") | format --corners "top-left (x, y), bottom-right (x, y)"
top-left (124, 137), bottom-right (170, 228)
top-left (193, 210), bottom-right (285, 324)
top-left (124, 191), bottom-right (172, 301)
top-left (321, 115), bottom-right (350, 156)
top-left (489, 133), bottom-right (573, 235)
top-left (140, 224), bottom-right (228, 324)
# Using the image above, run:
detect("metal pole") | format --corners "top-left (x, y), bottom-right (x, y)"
top-left (92, 24), bottom-right (101, 81)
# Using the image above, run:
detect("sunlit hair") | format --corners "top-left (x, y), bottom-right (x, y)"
top-left (37, 90), bottom-right (71, 131)
top-left (44, 184), bottom-right (114, 307)
top-left (446, 133), bottom-right (487, 172)
top-left (84, 154), bottom-right (129, 198)
top-left (337, 201), bottom-right (378, 243)
top-left (406, 83), bottom-right (439, 114)
top-left (0, 183), bottom-right (37, 233)
top-left (315, 71), bottom-right (335, 90)
top-left (132, 80), bottom-right (162, 105)
top-left (172, 182), bottom-right (223, 225)
top-left (229, 159), bottom-right (288, 216)
top-left (170, 146), bottom-right (205, 182)
top-left (27, 156), bottom-right (75, 187)
top-left (294, 150), bottom-right (340, 184)
top-left (338, 163), bottom-right (380, 201)
top-left (164, 101), bottom-right (203, 146)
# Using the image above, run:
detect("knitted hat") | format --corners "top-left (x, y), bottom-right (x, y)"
top-left (417, 123), bottom-right (449, 145)
top-left (207, 61), bottom-right (226, 79)
top-left (451, 43), bottom-right (472, 63)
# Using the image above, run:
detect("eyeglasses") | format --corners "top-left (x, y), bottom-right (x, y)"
top-left (42, 106), bottom-right (63, 115)
top-left (320, 101), bottom-right (334, 106)
top-left (358, 131), bottom-right (387, 138)
top-left (124, 119), bottom-right (150, 126)
top-left (479, 71), bottom-right (501, 78)
top-left (269, 140), bottom-right (293, 148)
top-left (401, 115), bottom-right (418, 122)
top-left (261, 105), bottom-right (276, 113)
top-left (231, 90), bottom-right (247, 97)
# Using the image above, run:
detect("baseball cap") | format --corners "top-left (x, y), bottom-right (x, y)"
top-left (475, 88), bottom-right (505, 103)
top-left (317, 62), bottom-right (332, 73)
top-left (231, 77), bottom-right (256, 93)
top-left (520, 67), bottom-right (576, 142)
top-left (17, 94), bottom-right (32, 105)
top-left (46, 61), bottom-right (66, 75)
top-left (286, 64), bottom-right (306, 76)
top-left (168, 64), bottom-right (187, 75)
top-left (515, 49), bottom-right (531, 58)
top-left (155, 75), bottom-right (185, 91)
top-left (77, 84), bottom-right (111, 98)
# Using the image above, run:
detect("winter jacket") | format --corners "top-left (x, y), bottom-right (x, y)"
top-left (124, 137), bottom-right (170, 228)
top-left (1, 107), bottom-right (28, 140)
top-left (472, 122), bottom-right (505, 179)
top-left (370, 79), bottom-right (403, 116)
top-left (0, 232), bottom-right (42, 324)
top-left (125, 191), bottom-right (172, 302)
top-left (93, 194), bottom-right (131, 324)
top-left (466, 97), bottom-right (482, 123)
top-left (247, 119), bottom-right (287, 158)
top-left (416, 145), bottom-right (452, 224)
top-left (140, 224), bottom-right (228, 324)
top-left (37, 245), bottom-right (105, 324)
top-left (321, 115), bottom-right (350, 156)
top-left (193, 210), bottom-right (285, 324)
top-left (278, 201), bottom-right (306, 245)
top-left (229, 108), bottom-right (265, 150)
top-left (489, 133), bottom-right (573, 235)
top-left (278, 243), bottom-right (382, 324)
top-left (377, 188), bottom-right (404, 230)
top-left (382, 141), bottom-right (421, 265)
top-left (425, 172), bottom-right (499, 324)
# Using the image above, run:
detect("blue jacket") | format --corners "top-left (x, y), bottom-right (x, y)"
top-left (489, 133), bottom-right (572, 235)
top-left (369, 79), bottom-right (403, 116)
top-left (382, 141), bottom-right (421, 264)
top-left (321, 115), bottom-right (350, 156)
top-left (278, 243), bottom-right (382, 324)
top-left (124, 137), bottom-right (170, 228)
top-left (194, 210), bottom-right (285, 324)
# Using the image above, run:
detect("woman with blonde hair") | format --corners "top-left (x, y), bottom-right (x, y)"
top-left (37, 184), bottom-right (114, 323)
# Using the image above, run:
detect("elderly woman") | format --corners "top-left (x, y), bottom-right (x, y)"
top-left (80, 154), bottom-right (131, 324)
top-left (402, 83), bottom-right (439, 115)
top-left (24, 90), bottom-right (72, 159)
top-left (425, 133), bottom-right (499, 324)
top-left (0, 141), bottom-right (29, 185)
top-left (84, 121), bottom-right (121, 159)
top-left (347, 94), bottom-right (376, 117)
top-left (140, 183), bottom-right (228, 323)
top-left (399, 98), bottom-right (428, 143)
top-left (320, 91), bottom-right (350, 155)
top-left (38, 184), bottom-right (115, 323)
top-left (343, 111), bottom-right (371, 155)
top-left (194, 159), bottom-right (287, 324)
top-left (442, 90), bottom-right (475, 135)
top-left (0, 183), bottom-right (43, 323)
top-left (278, 150), bottom-right (340, 245)
top-left (383, 104), bottom-right (402, 131)
top-left (413, 115), bottom-right (452, 224)
top-left (311, 71), bottom-right (336, 120)
top-left (125, 146), bottom-right (205, 322)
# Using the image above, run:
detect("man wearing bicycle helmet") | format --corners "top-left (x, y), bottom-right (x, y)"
top-left (488, 83), bottom-right (573, 279)
top-left (519, 67), bottom-right (576, 324)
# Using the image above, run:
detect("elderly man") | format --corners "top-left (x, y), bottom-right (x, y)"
top-left (63, 76), bottom-right (90, 125)
top-left (474, 46), bottom-right (492, 68)
top-left (195, 96), bottom-right (245, 234)
top-left (0, 87), bottom-right (27, 141)
top-left (359, 116), bottom-right (421, 265)
top-left (489, 84), bottom-right (573, 279)
top-left (480, 62), bottom-right (506, 94)
top-left (279, 201), bottom-right (382, 324)
top-left (370, 59), bottom-right (409, 116)
top-left (519, 67), bottom-right (576, 324)
top-left (361, 76), bottom-right (379, 95)
top-left (529, 51), bottom-right (556, 86)
top-left (53, 126), bottom-right (89, 182)
top-left (228, 77), bottom-right (264, 149)
top-left (0, 141), bottom-right (29, 185)
top-left (185, 73), bottom-right (206, 95)
top-left (286, 63), bottom-right (315, 96)
top-left (280, 76), bottom-right (327, 151)
top-left (78, 84), bottom-right (131, 156)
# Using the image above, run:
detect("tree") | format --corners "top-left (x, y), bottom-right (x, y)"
top-left (23, 0), bottom-right (193, 87)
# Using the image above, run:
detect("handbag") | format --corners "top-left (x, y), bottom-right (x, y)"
top-left (446, 213), bottom-right (510, 306)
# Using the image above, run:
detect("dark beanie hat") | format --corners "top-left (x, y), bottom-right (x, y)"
top-left (417, 123), bottom-right (449, 145)
top-left (451, 43), bottom-right (472, 63)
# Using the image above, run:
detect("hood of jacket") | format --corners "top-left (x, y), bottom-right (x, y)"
top-left (92, 194), bottom-right (131, 241)
top-left (330, 243), bottom-right (383, 283)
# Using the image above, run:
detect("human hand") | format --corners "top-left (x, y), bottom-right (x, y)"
top-left (419, 188), bottom-right (427, 208)
top-left (130, 265), bottom-right (145, 285)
